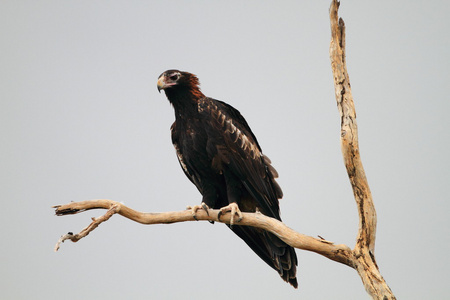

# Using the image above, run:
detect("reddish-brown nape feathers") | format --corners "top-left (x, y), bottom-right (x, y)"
top-left (183, 72), bottom-right (205, 100)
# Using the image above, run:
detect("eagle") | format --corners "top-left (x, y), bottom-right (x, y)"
top-left (157, 69), bottom-right (298, 288)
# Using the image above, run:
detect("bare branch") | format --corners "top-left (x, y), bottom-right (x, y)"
top-left (329, 0), bottom-right (395, 298)
top-left (53, 202), bottom-right (119, 251)
top-left (330, 0), bottom-right (377, 255)
top-left (53, 199), bottom-right (354, 266)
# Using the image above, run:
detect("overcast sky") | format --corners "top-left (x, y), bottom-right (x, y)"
top-left (1, 1), bottom-right (449, 299)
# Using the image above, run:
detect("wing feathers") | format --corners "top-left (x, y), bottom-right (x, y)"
top-left (198, 98), bottom-right (283, 218)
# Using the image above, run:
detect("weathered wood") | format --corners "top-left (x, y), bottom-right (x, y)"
top-left (329, 1), bottom-right (395, 298)
top-left (54, 200), bottom-right (354, 266)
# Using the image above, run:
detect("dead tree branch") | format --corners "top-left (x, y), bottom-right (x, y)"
top-left (329, 0), bottom-right (395, 298)
top-left (53, 1), bottom-right (395, 298)
top-left (53, 199), bottom-right (354, 266)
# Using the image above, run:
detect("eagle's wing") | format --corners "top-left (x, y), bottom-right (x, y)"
top-left (170, 121), bottom-right (203, 193)
top-left (198, 98), bottom-right (283, 220)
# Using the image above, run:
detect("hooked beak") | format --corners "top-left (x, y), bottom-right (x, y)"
top-left (157, 75), bottom-right (166, 93)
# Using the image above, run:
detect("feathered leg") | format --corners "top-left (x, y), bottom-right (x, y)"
top-left (217, 172), bottom-right (244, 226)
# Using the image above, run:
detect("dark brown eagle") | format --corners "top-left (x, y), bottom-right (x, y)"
top-left (157, 69), bottom-right (298, 288)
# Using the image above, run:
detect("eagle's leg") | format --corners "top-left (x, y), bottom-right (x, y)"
top-left (217, 202), bottom-right (243, 227)
top-left (187, 184), bottom-right (217, 221)
top-left (218, 172), bottom-right (244, 227)
top-left (186, 202), bottom-right (210, 221)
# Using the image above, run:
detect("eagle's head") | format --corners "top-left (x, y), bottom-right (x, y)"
top-left (157, 70), bottom-right (204, 104)
top-left (157, 70), bottom-right (199, 92)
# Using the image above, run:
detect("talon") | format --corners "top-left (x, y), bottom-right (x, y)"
top-left (201, 202), bottom-right (210, 216)
top-left (186, 202), bottom-right (210, 221)
top-left (201, 203), bottom-right (214, 224)
top-left (218, 202), bottom-right (243, 227)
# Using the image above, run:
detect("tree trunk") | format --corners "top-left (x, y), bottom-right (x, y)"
top-left (329, 1), bottom-right (395, 298)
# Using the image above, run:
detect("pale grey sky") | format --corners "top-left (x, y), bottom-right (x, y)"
top-left (1, 1), bottom-right (449, 299)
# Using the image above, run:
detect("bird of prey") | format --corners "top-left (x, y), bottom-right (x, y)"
top-left (157, 69), bottom-right (298, 288)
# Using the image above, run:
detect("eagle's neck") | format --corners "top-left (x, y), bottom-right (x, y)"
top-left (165, 86), bottom-right (205, 120)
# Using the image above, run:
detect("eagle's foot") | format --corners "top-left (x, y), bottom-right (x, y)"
top-left (217, 202), bottom-right (243, 227)
top-left (186, 202), bottom-right (210, 221)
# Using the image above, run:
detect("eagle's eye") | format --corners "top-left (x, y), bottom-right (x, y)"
top-left (169, 73), bottom-right (179, 81)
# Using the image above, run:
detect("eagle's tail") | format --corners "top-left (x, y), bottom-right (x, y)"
top-left (229, 225), bottom-right (298, 288)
